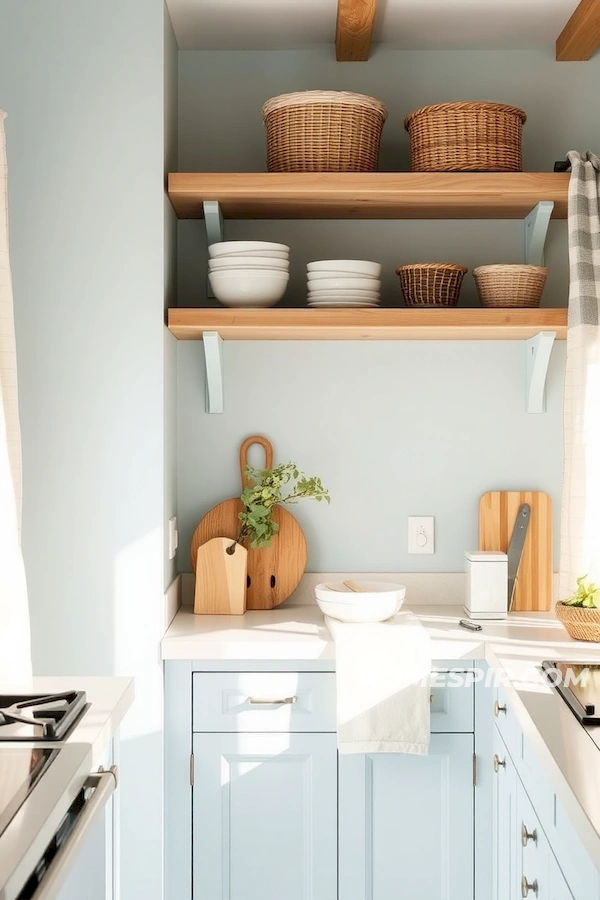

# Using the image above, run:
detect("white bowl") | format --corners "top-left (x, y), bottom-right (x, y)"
top-left (307, 260), bottom-right (382, 277)
top-left (211, 249), bottom-right (290, 260)
top-left (209, 256), bottom-right (290, 270)
top-left (308, 277), bottom-right (382, 292)
top-left (208, 241), bottom-right (289, 259)
top-left (208, 271), bottom-right (289, 307)
top-left (308, 289), bottom-right (380, 300)
top-left (308, 301), bottom-right (378, 308)
top-left (315, 581), bottom-right (406, 623)
top-left (307, 271), bottom-right (379, 283)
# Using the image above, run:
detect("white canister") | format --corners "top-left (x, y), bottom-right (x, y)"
top-left (464, 550), bottom-right (508, 620)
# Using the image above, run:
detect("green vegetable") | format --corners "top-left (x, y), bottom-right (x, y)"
top-left (562, 574), bottom-right (600, 609)
top-left (237, 462), bottom-right (330, 549)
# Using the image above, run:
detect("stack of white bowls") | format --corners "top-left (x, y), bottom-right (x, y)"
top-left (208, 241), bottom-right (290, 308)
top-left (306, 260), bottom-right (382, 308)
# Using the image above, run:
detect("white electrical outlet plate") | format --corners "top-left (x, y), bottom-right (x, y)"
top-left (408, 516), bottom-right (435, 554)
top-left (168, 516), bottom-right (179, 560)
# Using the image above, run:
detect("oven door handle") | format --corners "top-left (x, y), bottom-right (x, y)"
top-left (31, 766), bottom-right (118, 900)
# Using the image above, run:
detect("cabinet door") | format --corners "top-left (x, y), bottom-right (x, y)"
top-left (492, 728), bottom-right (518, 900)
top-left (548, 854), bottom-right (575, 900)
top-left (339, 733), bottom-right (474, 900)
top-left (192, 732), bottom-right (337, 900)
top-left (516, 780), bottom-right (550, 900)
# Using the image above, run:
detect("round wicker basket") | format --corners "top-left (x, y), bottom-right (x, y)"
top-left (262, 91), bottom-right (388, 173)
top-left (396, 263), bottom-right (468, 307)
top-left (555, 603), bottom-right (600, 642)
top-left (473, 264), bottom-right (548, 308)
top-left (403, 101), bottom-right (527, 172)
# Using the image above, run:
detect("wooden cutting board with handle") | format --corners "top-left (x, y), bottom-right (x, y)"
top-left (478, 491), bottom-right (553, 611)
top-left (190, 435), bottom-right (308, 610)
top-left (194, 538), bottom-right (247, 615)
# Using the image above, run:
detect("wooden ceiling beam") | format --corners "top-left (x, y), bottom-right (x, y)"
top-left (335, 0), bottom-right (378, 61)
top-left (556, 0), bottom-right (600, 60)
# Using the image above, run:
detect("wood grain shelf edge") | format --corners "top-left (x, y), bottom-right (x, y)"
top-left (167, 172), bottom-right (569, 220)
top-left (167, 308), bottom-right (568, 341)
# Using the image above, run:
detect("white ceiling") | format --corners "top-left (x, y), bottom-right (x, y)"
top-left (166, 0), bottom-right (576, 52)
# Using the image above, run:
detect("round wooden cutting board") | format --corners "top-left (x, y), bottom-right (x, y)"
top-left (190, 436), bottom-right (308, 610)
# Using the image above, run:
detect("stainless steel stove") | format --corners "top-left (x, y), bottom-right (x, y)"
top-left (0, 692), bottom-right (87, 742)
top-left (0, 691), bottom-right (116, 900)
top-left (542, 660), bottom-right (600, 749)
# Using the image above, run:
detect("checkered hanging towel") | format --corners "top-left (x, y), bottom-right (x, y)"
top-left (559, 150), bottom-right (600, 600)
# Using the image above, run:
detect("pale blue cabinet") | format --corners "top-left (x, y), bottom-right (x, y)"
top-left (549, 855), bottom-right (575, 900)
top-left (192, 731), bottom-right (338, 900)
top-left (492, 728), bottom-right (518, 900)
top-left (338, 733), bottom-right (475, 900)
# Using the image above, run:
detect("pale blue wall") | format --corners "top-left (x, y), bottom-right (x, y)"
top-left (0, 2), bottom-right (176, 898)
top-left (175, 48), bottom-right (600, 572)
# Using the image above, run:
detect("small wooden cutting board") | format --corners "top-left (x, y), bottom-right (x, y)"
top-left (478, 490), bottom-right (553, 611)
top-left (194, 538), bottom-right (247, 615)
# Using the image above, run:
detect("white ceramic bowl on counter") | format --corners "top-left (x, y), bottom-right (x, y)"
top-left (308, 277), bottom-right (382, 292)
top-left (315, 581), bottom-right (406, 623)
top-left (208, 271), bottom-right (289, 307)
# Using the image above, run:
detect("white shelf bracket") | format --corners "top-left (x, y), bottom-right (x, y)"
top-left (524, 201), bottom-right (554, 266)
top-left (526, 331), bottom-right (556, 414)
top-left (204, 200), bottom-right (224, 300)
top-left (203, 331), bottom-right (224, 414)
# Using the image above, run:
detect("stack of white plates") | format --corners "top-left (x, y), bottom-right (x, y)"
top-left (208, 241), bottom-right (290, 308)
top-left (306, 260), bottom-right (382, 308)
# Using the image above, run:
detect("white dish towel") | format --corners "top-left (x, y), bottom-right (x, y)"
top-left (325, 610), bottom-right (431, 755)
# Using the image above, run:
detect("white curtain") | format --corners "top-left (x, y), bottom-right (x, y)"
top-left (0, 110), bottom-right (32, 683)
top-left (559, 150), bottom-right (600, 600)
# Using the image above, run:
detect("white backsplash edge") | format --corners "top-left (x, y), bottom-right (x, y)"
top-left (163, 574), bottom-right (182, 633)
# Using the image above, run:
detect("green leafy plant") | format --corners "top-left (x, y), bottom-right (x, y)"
top-left (236, 462), bottom-right (330, 549)
top-left (562, 574), bottom-right (600, 609)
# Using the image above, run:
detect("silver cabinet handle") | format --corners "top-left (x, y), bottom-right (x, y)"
top-left (31, 767), bottom-right (117, 900)
top-left (493, 754), bottom-right (506, 773)
top-left (494, 700), bottom-right (507, 717)
top-left (521, 876), bottom-right (538, 897)
top-left (521, 823), bottom-right (538, 846)
top-left (248, 696), bottom-right (297, 705)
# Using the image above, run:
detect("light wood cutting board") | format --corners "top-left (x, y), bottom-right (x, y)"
top-left (190, 436), bottom-right (308, 610)
top-left (194, 538), bottom-right (247, 615)
top-left (478, 491), bottom-right (553, 611)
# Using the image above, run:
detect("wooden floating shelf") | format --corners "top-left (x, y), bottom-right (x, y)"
top-left (167, 308), bottom-right (568, 342)
top-left (167, 172), bottom-right (569, 220)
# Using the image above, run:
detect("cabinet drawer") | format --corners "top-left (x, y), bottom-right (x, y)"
top-left (193, 672), bottom-right (336, 732)
top-left (430, 678), bottom-right (474, 732)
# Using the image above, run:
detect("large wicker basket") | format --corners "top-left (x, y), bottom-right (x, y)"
top-left (262, 91), bottom-right (388, 173)
top-left (404, 102), bottom-right (527, 172)
top-left (473, 265), bottom-right (548, 308)
top-left (396, 263), bottom-right (468, 307)
top-left (556, 603), bottom-right (600, 642)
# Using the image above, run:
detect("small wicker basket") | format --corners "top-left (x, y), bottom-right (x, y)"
top-left (555, 603), bottom-right (600, 642)
top-left (404, 101), bottom-right (527, 172)
top-left (262, 91), bottom-right (388, 173)
top-left (473, 265), bottom-right (548, 308)
top-left (396, 263), bottom-right (468, 307)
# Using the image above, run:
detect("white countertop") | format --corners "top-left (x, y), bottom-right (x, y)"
top-left (1, 676), bottom-right (134, 765)
top-left (162, 602), bottom-right (600, 865)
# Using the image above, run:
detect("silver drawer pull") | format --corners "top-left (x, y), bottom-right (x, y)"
top-left (521, 876), bottom-right (538, 897)
top-left (521, 823), bottom-right (538, 846)
top-left (248, 696), bottom-right (297, 705)
top-left (494, 700), bottom-right (507, 717)
top-left (493, 754), bottom-right (506, 773)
